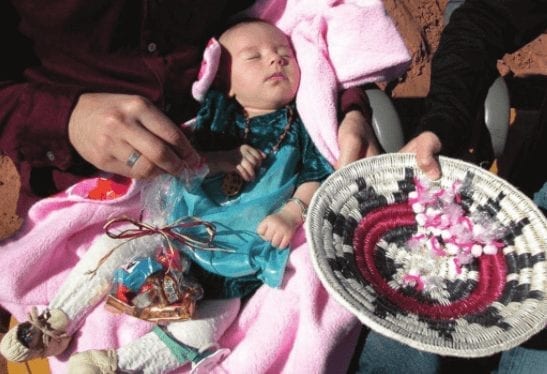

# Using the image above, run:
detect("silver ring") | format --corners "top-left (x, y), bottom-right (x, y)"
top-left (126, 151), bottom-right (141, 168)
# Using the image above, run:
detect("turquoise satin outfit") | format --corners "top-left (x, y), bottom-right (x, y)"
top-left (167, 91), bottom-right (333, 297)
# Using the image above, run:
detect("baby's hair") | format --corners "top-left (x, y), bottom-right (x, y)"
top-left (213, 18), bottom-right (275, 94)
top-left (216, 17), bottom-right (272, 40)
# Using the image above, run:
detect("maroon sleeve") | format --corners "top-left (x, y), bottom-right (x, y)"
top-left (0, 82), bottom-right (82, 170)
top-left (338, 86), bottom-right (372, 121)
top-left (0, 1), bottom-right (83, 172)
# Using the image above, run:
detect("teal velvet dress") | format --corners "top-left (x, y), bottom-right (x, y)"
top-left (167, 91), bottom-right (333, 298)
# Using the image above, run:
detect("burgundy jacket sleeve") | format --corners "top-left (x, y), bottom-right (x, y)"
top-left (338, 86), bottom-right (372, 120)
top-left (0, 83), bottom-right (82, 169)
top-left (0, 1), bottom-right (81, 171)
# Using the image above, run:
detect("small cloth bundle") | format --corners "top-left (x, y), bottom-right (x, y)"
top-left (306, 153), bottom-right (547, 357)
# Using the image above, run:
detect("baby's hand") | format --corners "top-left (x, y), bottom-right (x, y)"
top-left (233, 144), bottom-right (266, 181)
top-left (257, 211), bottom-right (300, 249)
top-left (205, 145), bottom-right (265, 181)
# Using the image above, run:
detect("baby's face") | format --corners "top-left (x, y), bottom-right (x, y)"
top-left (220, 21), bottom-right (300, 116)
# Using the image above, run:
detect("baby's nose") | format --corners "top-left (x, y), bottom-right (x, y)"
top-left (270, 55), bottom-right (285, 65)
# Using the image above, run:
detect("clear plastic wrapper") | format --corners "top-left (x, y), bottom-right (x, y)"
top-left (106, 244), bottom-right (204, 323)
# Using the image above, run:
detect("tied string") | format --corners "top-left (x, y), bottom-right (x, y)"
top-left (27, 307), bottom-right (69, 354)
top-left (104, 216), bottom-right (217, 249)
top-left (86, 216), bottom-right (233, 276)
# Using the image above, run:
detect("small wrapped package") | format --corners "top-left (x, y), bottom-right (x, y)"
top-left (106, 248), bottom-right (203, 323)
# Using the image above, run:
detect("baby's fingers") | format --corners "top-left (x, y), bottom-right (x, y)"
top-left (257, 220), bottom-right (270, 239)
top-left (236, 161), bottom-right (256, 182)
top-left (241, 145), bottom-right (265, 165)
top-left (276, 233), bottom-right (291, 249)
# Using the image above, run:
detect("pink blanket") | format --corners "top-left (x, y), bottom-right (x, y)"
top-left (0, 176), bottom-right (359, 373)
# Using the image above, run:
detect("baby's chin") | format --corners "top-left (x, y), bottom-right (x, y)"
top-left (268, 94), bottom-right (296, 108)
top-left (238, 94), bottom-right (296, 116)
top-left (264, 99), bottom-right (294, 112)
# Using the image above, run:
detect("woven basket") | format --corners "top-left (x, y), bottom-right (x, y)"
top-left (306, 153), bottom-right (547, 357)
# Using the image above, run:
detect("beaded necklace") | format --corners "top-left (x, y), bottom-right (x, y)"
top-left (222, 105), bottom-right (296, 197)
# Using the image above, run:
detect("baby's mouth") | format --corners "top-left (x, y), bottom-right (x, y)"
top-left (266, 72), bottom-right (286, 81)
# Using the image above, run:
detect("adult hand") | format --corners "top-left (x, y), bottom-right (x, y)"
top-left (68, 93), bottom-right (201, 179)
top-left (336, 110), bottom-right (381, 169)
top-left (400, 131), bottom-right (443, 180)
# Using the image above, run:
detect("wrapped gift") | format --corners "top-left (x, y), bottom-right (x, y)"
top-left (106, 248), bottom-right (203, 323)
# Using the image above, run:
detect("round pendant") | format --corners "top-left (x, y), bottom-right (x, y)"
top-left (222, 172), bottom-right (244, 197)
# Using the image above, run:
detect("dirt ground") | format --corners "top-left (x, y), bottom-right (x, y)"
top-left (383, 0), bottom-right (547, 98)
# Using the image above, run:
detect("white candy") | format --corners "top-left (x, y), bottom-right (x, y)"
top-left (471, 244), bottom-right (483, 257)
top-left (441, 230), bottom-right (452, 240)
top-left (412, 202), bottom-right (425, 213)
top-left (446, 243), bottom-right (460, 255)
top-left (425, 207), bottom-right (439, 217)
top-left (483, 244), bottom-right (498, 255)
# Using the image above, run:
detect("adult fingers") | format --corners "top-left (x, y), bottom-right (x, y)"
top-left (107, 143), bottom-right (162, 179)
top-left (122, 120), bottom-right (187, 176)
top-left (400, 132), bottom-right (442, 181)
top-left (416, 149), bottom-right (442, 181)
top-left (364, 139), bottom-right (381, 158)
top-left (136, 101), bottom-right (201, 167)
top-left (68, 93), bottom-right (198, 178)
top-left (336, 142), bottom-right (363, 169)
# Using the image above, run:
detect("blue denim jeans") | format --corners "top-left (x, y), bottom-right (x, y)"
top-left (357, 331), bottom-right (547, 374)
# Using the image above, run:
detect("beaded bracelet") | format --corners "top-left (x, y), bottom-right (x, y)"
top-left (286, 197), bottom-right (308, 222)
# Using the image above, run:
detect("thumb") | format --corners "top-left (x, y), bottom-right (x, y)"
top-left (416, 149), bottom-right (441, 181)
